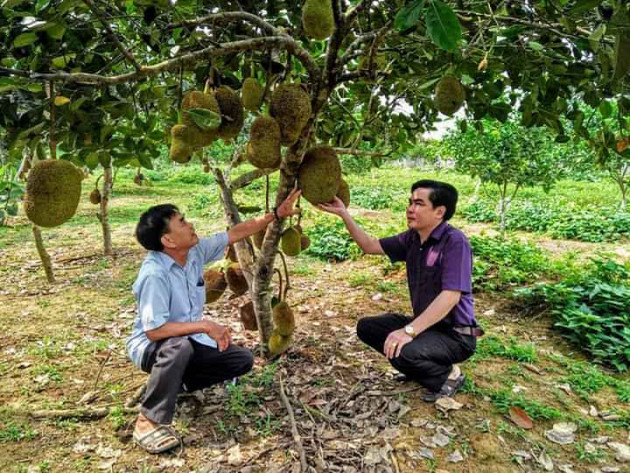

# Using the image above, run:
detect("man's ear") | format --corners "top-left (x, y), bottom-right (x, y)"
top-left (161, 233), bottom-right (173, 249)
top-left (435, 205), bottom-right (446, 219)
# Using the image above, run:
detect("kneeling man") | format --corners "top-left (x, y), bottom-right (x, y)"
top-left (127, 190), bottom-right (299, 453)
top-left (317, 180), bottom-right (481, 402)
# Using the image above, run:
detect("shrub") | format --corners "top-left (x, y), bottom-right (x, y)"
top-left (307, 219), bottom-right (361, 261)
top-left (515, 259), bottom-right (630, 372)
top-left (351, 186), bottom-right (399, 210)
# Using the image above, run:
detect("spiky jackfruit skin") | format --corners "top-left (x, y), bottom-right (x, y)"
top-left (226, 263), bottom-right (248, 296)
top-left (336, 178), bottom-right (350, 208)
top-left (24, 159), bottom-right (83, 228)
top-left (204, 269), bottom-right (227, 303)
top-left (270, 84), bottom-right (312, 145)
top-left (239, 301), bottom-right (258, 331)
top-left (281, 226), bottom-right (302, 256)
top-left (268, 332), bottom-right (293, 356)
top-left (247, 116), bottom-right (282, 169)
top-left (435, 76), bottom-right (466, 116)
top-left (297, 145), bottom-right (341, 205)
top-left (181, 91), bottom-right (221, 131)
top-left (302, 0), bottom-right (334, 40)
top-left (89, 189), bottom-right (101, 205)
top-left (242, 78), bottom-right (264, 112)
top-left (273, 301), bottom-right (295, 336)
top-left (215, 87), bottom-right (244, 141)
top-left (170, 125), bottom-right (194, 163)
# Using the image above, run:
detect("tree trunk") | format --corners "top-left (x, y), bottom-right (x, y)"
top-left (32, 224), bottom-right (55, 283)
top-left (622, 186), bottom-right (628, 212)
top-left (99, 163), bottom-right (113, 255)
top-left (499, 194), bottom-right (507, 235)
top-left (470, 178), bottom-right (481, 203)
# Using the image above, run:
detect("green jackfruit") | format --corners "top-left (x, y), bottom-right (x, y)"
top-left (248, 116), bottom-right (282, 169)
top-left (336, 178), bottom-right (350, 207)
top-left (169, 125), bottom-right (194, 163)
top-left (281, 226), bottom-right (302, 256)
top-left (435, 76), bottom-right (466, 116)
top-left (24, 159), bottom-right (83, 228)
top-left (181, 91), bottom-right (221, 135)
top-left (270, 84), bottom-right (312, 145)
top-left (300, 233), bottom-right (311, 251)
top-left (242, 77), bottom-right (264, 112)
top-left (302, 0), bottom-right (334, 40)
top-left (268, 332), bottom-right (293, 356)
top-left (297, 145), bottom-right (341, 205)
top-left (89, 188), bottom-right (101, 205)
top-left (226, 263), bottom-right (248, 296)
top-left (203, 269), bottom-right (227, 303)
top-left (273, 301), bottom-right (295, 336)
top-left (215, 87), bottom-right (244, 141)
top-left (239, 300), bottom-right (258, 331)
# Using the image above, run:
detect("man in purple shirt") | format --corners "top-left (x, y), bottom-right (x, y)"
top-left (317, 180), bottom-right (481, 402)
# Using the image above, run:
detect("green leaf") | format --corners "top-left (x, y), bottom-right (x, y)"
top-left (186, 108), bottom-right (221, 130)
top-left (394, 0), bottom-right (425, 32)
top-left (51, 54), bottom-right (75, 68)
top-left (137, 153), bottom-right (154, 170)
top-left (589, 23), bottom-right (606, 52)
top-left (46, 23), bottom-right (66, 40)
top-left (569, 0), bottom-right (603, 15)
top-left (13, 32), bottom-right (38, 48)
top-left (527, 41), bottom-right (544, 52)
top-left (599, 100), bottom-right (613, 118)
top-left (36, 0), bottom-right (51, 13)
top-left (425, 0), bottom-right (462, 51)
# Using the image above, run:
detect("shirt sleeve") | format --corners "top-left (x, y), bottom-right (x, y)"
top-left (441, 232), bottom-right (473, 293)
top-left (198, 232), bottom-right (229, 265)
top-left (379, 231), bottom-right (410, 263)
top-left (136, 273), bottom-right (171, 332)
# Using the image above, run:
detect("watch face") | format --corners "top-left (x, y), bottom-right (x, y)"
top-left (405, 325), bottom-right (413, 335)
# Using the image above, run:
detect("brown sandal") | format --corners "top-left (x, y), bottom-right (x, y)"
top-left (422, 374), bottom-right (466, 403)
top-left (133, 425), bottom-right (180, 454)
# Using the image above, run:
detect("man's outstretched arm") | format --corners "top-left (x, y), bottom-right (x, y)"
top-left (317, 197), bottom-right (384, 255)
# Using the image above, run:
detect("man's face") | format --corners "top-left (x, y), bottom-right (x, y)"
top-left (406, 187), bottom-right (445, 231)
top-left (161, 212), bottom-right (198, 251)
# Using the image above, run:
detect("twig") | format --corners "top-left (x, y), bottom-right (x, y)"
top-left (93, 349), bottom-right (113, 390)
top-left (13, 406), bottom-right (139, 420)
top-left (279, 375), bottom-right (307, 472)
top-left (124, 381), bottom-right (147, 407)
top-left (231, 168), bottom-right (277, 190)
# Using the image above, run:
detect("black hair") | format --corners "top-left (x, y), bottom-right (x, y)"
top-left (410, 180), bottom-right (458, 221)
top-left (135, 204), bottom-right (180, 251)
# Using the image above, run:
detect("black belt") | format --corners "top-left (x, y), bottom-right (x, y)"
top-left (452, 326), bottom-right (484, 337)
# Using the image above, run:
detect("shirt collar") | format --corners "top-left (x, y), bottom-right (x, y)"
top-left (151, 250), bottom-right (179, 270)
top-left (430, 221), bottom-right (449, 241)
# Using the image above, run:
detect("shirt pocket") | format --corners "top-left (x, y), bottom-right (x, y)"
top-left (416, 265), bottom-right (441, 290)
top-left (195, 279), bottom-right (206, 311)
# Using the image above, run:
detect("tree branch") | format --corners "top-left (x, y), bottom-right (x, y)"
top-left (332, 148), bottom-right (392, 157)
top-left (337, 69), bottom-right (391, 84)
top-left (82, 0), bottom-right (141, 70)
top-left (3, 36), bottom-right (320, 85)
top-left (231, 168), bottom-right (278, 190)
top-left (345, 0), bottom-right (371, 24)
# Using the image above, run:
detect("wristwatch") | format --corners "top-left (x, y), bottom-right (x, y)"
top-left (404, 324), bottom-right (417, 338)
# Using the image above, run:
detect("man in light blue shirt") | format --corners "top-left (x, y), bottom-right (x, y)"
top-left (128, 189), bottom-right (300, 454)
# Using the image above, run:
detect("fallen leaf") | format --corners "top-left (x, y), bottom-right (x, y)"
top-left (509, 406), bottom-right (533, 430)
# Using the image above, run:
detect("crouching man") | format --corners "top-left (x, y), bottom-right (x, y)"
top-left (317, 180), bottom-right (481, 402)
top-left (127, 190), bottom-right (300, 454)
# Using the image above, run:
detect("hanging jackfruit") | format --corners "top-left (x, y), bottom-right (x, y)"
top-left (89, 188), bottom-right (101, 205)
top-left (169, 125), bottom-right (194, 163)
top-left (203, 269), bottom-right (227, 303)
top-left (24, 159), bottom-right (83, 228)
top-left (300, 233), bottom-right (311, 251)
top-left (336, 178), bottom-right (350, 207)
top-left (434, 76), bottom-right (466, 116)
top-left (302, 0), bottom-right (335, 40)
top-left (181, 90), bottom-right (221, 146)
top-left (297, 145), bottom-right (341, 205)
top-left (268, 332), bottom-right (294, 356)
top-left (247, 116), bottom-right (282, 169)
top-left (272, 301), bottom-right (295, 336)
top-left (242, 77), bottom-right (264, 112)
top-left (239, 300), bottom-right (258, 331)
top-left (226, 263), bottom-right (248, 296)
top-left (281, 226), bottom-right (302, 256)
top-left (215, 86), bottom-right (245, 141)
top-left (270, 84), bottom-right (312, 145)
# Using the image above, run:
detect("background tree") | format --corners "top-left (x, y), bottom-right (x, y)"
top-left (1, 0), bottom-right (629, 356)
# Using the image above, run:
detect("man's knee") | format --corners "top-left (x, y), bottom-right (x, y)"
top-left (234, 348), bottom-right (254, 376)
top-left (161, 336), bottom-right (194, 361)
top-left (356, 317), bottom-right (374, 343)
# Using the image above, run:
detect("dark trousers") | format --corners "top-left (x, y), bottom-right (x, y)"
top-left (140, 337), bottom-right (254, 424)
top-left (357, 313), bottom-right (476, 392)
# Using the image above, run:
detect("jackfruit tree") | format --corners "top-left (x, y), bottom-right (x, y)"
top-left (1, 0), bottom-right (628, 356)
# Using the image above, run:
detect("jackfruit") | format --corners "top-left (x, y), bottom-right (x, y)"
top-left (281, 226), bottom-right (302, 256)
top-left (226, 263), bottom-right (248, 296)
top-left (247, 116), bottom-right (282, 169)
top-left (272, 301), bottom-right (295, 336)
top-left (242, 77), bottom-right (264, 112)
top-left (203, 269), bottom-right (227, 303)
top-left (300, 233), bottom-right (311, 251)
top-left (24, 159), bottom-right (83, 228)
top-left (239, 300), bottom-right (258, 331)
top-left (268, 332), bottom-right (293, 356)
top-left (336, 178), bottom-right (350, 207)
top-left (435, 76), bottom-right (466, 116)
top-left (169, 125), bottom-right (194, 163)
top-left (215, 87), bottom-right (244, 141)
top-left (89, 189), bottom-right (101, 205)
top-left (302, 0), bottom-right (334, 40)
top-left (297, 145), bottom-right (341, 205)
top-left (181, 90), bottom-right (221, 131)
top-left (253, 228), bottom-right (266, 249)
top-left (358, 53), bottom-right (386, 71)
top-left (270, 84), bottom-right (312, 145)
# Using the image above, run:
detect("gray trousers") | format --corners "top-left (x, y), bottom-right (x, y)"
top-left (140, 337), bottom-right (254, 424)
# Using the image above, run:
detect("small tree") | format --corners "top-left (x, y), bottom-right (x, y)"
top-left (445, 118), bottom-right (564, 232)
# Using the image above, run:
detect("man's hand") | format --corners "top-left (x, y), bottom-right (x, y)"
top-left (316, 196), bottom-right (348, 217)
top-left (276, 188), bottom-right (302, 219)
top-left (384, 329), bottom-right (413, 359)
top-left (203, 321), bottom-right (232, 351)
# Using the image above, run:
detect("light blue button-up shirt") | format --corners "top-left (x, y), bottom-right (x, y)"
top-left (126, 233), bottom-right (229, 368)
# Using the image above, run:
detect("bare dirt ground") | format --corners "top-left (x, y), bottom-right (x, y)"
top-left (1, 200), bottom-right (629, 473)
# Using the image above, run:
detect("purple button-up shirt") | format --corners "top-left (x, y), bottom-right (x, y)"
top-left (379, 222), bottom-right (476, 327)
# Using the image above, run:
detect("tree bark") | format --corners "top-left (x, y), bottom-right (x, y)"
top-left (99, 163), bottom-right (113, 256)
top-left (32, 224), bottom-right (55, 283)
